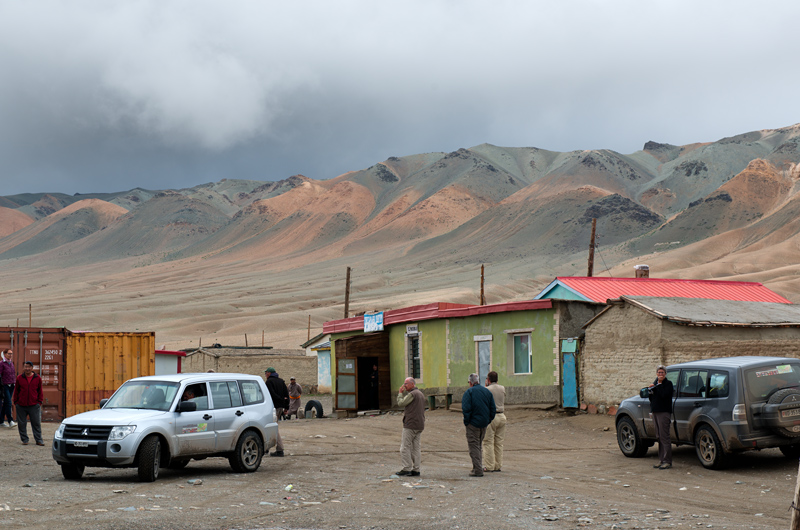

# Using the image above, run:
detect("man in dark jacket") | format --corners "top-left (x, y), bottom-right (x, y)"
top-left (12, 361), bottom-right (44, 446)
top-left (461, 372), bottom-right (496, 477)
top-left (265, 367), bottom-right (290, 457)
top-left (648, 365), bottom-right (674, 469)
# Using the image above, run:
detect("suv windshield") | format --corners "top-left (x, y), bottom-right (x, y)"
top-left (105, 381), bottom-right (180, 411)
top-left (744, 363), bottom-right (800, 402)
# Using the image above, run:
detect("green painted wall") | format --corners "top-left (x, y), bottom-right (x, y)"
top-left (329, 307), bottom-right (558, 407)
top-left (387, 319), bottom-right (448, 391)
top-left (447, 309), bottom-right (557, 388)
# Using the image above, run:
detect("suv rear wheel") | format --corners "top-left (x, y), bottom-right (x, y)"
top-left (695, 424), bottom-right (727, 469)
top-left (617, 416), bottom-right (648, 458)
top-left (229, 430), bottom-right (263, 473)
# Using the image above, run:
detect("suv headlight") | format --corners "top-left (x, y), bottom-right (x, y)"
top-left (55, 423), bottom-right (66, 439)
top-left (109, 426), bottom-right (137, 441)
top-left (732, 404), bottom-right (747, 422)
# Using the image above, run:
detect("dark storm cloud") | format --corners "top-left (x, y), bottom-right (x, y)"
top-left (1, 1), bottom-right (799, 195)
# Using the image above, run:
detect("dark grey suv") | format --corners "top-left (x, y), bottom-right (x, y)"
top-left (615, 356), bottom-right (800, 469)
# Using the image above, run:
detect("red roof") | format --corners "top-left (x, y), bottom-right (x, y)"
top-left (552, 277), bottom-right (791, 304)
top-left (322, 300), bottom-right (553, 334)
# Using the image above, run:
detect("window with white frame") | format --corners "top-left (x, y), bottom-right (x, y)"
top-left (512, 333), bottom-right (532, 374)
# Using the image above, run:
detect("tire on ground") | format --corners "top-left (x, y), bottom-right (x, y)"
top-left (137, 435), bottom-right (162, 482)
top-left (767, 388), bottom-right (800, 438)
top-left (616, 416), bottom-right (648, 458)
top-left (694, 424), bottom-right (727, 469)
top-left (229, 430), bottom-right (264, 473)
top-left (304, 399), bottom-right (324, 419)
top-left (60, 462), bottom-right (85, 480)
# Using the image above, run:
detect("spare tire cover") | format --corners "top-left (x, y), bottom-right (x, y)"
top-left (767, 388), bottom-right (800, 437)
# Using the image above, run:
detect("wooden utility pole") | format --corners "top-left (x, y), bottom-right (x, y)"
top-left (262, 330), bottom-right (265, 347)
top-left (245, 334), bottom-right (248, 347)
top-left (199, 337), bottom-right (202, 348)
top-left (29, 304), bottom-right (32, 327)
top-left (587, 217), bottom-right (597, 277)
top-left (307, 315), bottom-right (311, 341)
top-left (344, 267), bottom-right (351, 318)
top-left (480, 264), bottom-right (486, 305)
top-left (792, 461), bottom-right (800, 530)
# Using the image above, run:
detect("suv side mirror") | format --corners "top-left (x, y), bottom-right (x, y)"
top-left (99, 398), bottom-right (108, 408)
top-left (639, 387), bottom-right (650, 399)
top-left (177, 400), bottom-right (197, 413)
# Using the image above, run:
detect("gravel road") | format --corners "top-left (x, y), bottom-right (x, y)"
top-left (0, 403), bottom-right (796, 530)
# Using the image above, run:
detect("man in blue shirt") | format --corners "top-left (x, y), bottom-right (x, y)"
top-left (461, 373), bottom-right (496, 477)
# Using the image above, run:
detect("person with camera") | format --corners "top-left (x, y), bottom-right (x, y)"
top-left (648, 365), bottom-right (674, 469)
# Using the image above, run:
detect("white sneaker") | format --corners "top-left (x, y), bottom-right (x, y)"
top-left (8, 421), bottom-right (16, 427)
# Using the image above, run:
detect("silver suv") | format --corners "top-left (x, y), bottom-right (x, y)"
top-left (52, 373), bottom-right (279, 481)
top-left (616, 356), bottom-right (800, 469)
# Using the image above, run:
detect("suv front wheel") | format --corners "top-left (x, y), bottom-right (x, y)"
top-left (695, 425), bottom-right (727, 469)
top-left (137, 435), bottom-right (162, 482)
top-left (229, 430), bottom-right (264, 473)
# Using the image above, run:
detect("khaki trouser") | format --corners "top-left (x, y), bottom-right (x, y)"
top-left (483, 412), bottom-right (506, 471)
top-left (400, 428), bottom-right (422, 472)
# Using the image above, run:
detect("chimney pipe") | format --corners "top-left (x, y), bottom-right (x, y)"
top-left (634, 264), bottom-right (650, 278)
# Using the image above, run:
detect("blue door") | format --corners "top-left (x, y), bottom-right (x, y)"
top-left (561, 338), bottom-right (579, 408)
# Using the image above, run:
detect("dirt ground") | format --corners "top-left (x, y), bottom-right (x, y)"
top-left (0, 403), bottom-right (797, 530)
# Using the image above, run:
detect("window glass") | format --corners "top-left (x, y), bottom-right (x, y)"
top-left (181, 383), bottom-right (209, 410)
top-left (666, 371), bottom-right (679, 388)
top-left (210, 381), bottom-right (233, 409)
top-left (745, 363), bottom-right (800, 401)
top-left (106, 381), bottom-right (179, 411)
top-left (228, 381), bottom-right (243, 407)
top-left (408, 336), bottom-right (421, 379)
top-left (679, 370), bottom-right (708, 398)
top-left (707, 371), bottom-right (730, 398)
top-left (513, 334), bottom-right (531, 374)
top-left (240, 380), bottom-right (265, 405)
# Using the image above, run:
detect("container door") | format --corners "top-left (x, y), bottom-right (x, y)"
top-left (12, 329), bottom-right (67, 422)
top-left (336, 357), bottom-right (358, 410)
top-left (561, 338), bottom-right (578, 409)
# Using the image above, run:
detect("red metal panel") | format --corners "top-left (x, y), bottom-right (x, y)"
top-left (323, 302), bottom-right (475, 334)
top-left (439, 299), bottom-right (552, 317)
top-left (0, 327), bottom-right (67, 422)
top-left (557, 277), bottom-right (791, 304)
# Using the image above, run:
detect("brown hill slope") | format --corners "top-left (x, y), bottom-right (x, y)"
top-left (0, 199), bottom-right (127, 259)
top-left (0, 207), bottom-right (34, 237)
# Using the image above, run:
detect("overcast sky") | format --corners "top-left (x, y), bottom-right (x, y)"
top-left (1, 1), bottom-right (798, 196)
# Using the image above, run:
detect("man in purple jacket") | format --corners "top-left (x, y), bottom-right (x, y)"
top-left (0, 349), bottom-right (16, 427)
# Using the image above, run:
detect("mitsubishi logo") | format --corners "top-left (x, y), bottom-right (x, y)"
top-left (81, 429), bottom-right (89, 436)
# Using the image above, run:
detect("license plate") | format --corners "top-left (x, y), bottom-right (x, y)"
top-left (73, 441), bottom-right (89, 448)
top-left (782, 408), bottom-right (800, 418)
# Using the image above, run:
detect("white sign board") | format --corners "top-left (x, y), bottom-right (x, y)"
top-left (364, 312), bottom-right (385, 332)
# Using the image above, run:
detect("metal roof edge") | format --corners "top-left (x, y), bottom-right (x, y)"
top-left (439, 299), bottom-right (553, 317)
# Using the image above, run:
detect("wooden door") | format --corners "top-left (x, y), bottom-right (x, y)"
top-left (336, 357), bottom-right (358, 410)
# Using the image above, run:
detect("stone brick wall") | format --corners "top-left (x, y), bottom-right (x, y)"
top-left (183, 348), bottom-right (318, 391)
top-left (582, 304), bottom-right (665, 405)
top-left (582, 304), bottom-right (800, 406)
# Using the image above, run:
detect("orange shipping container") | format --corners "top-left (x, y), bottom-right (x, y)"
top-left (66, 331), bottom-right (155, 417)
top-left (1, 328), bottom-right (155, 421)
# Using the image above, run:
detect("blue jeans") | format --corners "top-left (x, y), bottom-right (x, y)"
top-left (0, 384), bottom-right (13, 423)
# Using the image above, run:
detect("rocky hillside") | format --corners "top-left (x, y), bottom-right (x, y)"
top-left (2, 123), bottom-right (800, 347)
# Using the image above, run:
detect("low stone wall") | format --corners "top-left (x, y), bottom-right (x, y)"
top-left (183, 348), bottom-right (318, 391)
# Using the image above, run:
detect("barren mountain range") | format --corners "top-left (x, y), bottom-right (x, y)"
top-left (2, 123), bottom-right (800, 350)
